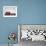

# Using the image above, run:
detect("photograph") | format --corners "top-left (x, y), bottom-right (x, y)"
top-left (3, 6), bottom-right (17, 17)
top-left (18, 24), bottom-right (46, 46)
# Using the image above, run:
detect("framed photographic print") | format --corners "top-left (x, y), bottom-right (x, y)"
top-left (18, 24), bottom-right (46, 42)
top-left (3, 6), bottom-right (17, 17)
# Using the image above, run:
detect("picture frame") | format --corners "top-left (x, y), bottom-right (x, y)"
top-left (18, 24), bottom-right (46, 42)
top-left (3, 6), bottom-right (17, 17)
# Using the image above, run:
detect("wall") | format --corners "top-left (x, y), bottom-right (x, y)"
top-left (0, 0), bottom-right (46, 44)
top-left (0, 0), bottom-right (18, 44)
